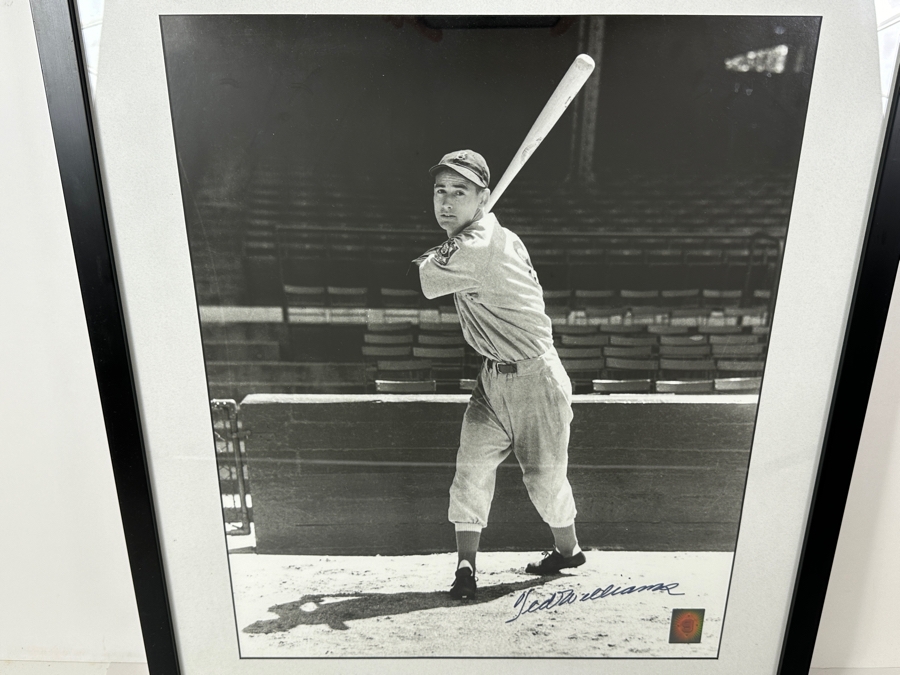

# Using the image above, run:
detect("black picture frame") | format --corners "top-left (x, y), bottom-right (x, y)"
top-left (28, 0), bottom-right (900, 672)
top-left (29, 1), bottom-right (180, 673)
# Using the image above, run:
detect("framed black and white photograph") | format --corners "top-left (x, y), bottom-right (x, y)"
top-left (29, 0), bottom-right (900, 672)
top-left (156, 11), bottom-right (819, 660)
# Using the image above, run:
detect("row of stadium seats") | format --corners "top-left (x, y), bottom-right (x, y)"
top-left (242, 232), bottom-right (781, 306)
top-left (202, 319), bottom-right (770, 398)
top-left (375, 377), bottom-right (762, 395)
top-left (262, 283), bottom-right (775, 312)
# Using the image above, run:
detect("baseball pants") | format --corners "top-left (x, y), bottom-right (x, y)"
top-left (448, 350), bottom-right (577, 531)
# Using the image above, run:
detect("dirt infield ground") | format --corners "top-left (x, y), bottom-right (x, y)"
top-left (227, 537), bottom-right (733, 659)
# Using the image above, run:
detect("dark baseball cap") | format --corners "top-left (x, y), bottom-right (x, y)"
top-left (429, 150), bottom-right (490, 188)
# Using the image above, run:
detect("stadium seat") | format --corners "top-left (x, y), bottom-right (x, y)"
top-left (724, 305), bottom-right (767, 318)
top-left (375, 380), bottom-right (437, 394)
top-left (647, 325), bottom-right (690, 335)
top-left (573, 289), bottom-right (615, 308)
top-left (543, 289), bottom-right (572, 309)
top-left (659, 344), bottom-right (711, 358)
top-left (630, 306), bottom-right (669, 324)
top-left (412, 346), bottom-right (465, 362)
top-left (621, 289), bottom-right (660, 307)
top-left (418, 322), bottom-right (460, 332)
top-left (327, 286), bottom-right (369, 308)
top-left (608, 334), bottom-right (658, 347)
top-left (557, 347), bottom-right (604, 360)
top-left (708, 334), bottom-right (761, 345)
top-left (604, 345), bottom-right (654, 359)
top-left (417, 332), bottom-right (466, 346)
top-left (560, 357), bottom-right (605, 393)
top-left (459, 378), bottom-right (477, 392)
top-left (592, 379), bottom-right (653, 394)
top-left (702, 289), bottom-right (743, 308)
top-left (367, 321), bottom-right (413, 332)
top-left (585, 306), bottom-right (629, 320)
top-left (698, 325), bottom-right (744, 335)
top-left (380, 287), bottom-right (421, 309)
top-left (554, 324), bottom-right (600, 335)
top-left (364, 331), bottom-right (414, 345)
top-left (604, 356), bottom-right (659, 379)
top-left (655, 380), bottom-right (714, 394)
top-left (370, 358), bottom-right (432, 389)
top-left (716, 359), bottom-right (766, 375)
top-left (284, 284), bottom-right (327, 307)
top-left (560, 333), bottom-right (609, 347)
top-left (362, 345), bottom-right (413, 358)
top-left (714, 377), bottom-right (762, 393)
top-left (600, 324), bottom-right (647, 335)
top-left (711, 344), bottom-right (766, 358)
top-left (659, 334), bottom-right (708, 346)
top-left (659, 357), bottom-right (716, 378)
top-left (661, 288), bottom-right (701, 306)
top-left (670, 307), bottom-right (712, 327)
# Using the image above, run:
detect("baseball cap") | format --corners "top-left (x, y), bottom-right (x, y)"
top-left (429, 150), bottom-right (490, 188)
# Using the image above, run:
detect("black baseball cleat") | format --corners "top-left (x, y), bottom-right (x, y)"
top-left (449, 566), bottom-right (477, 600)
top-left (525, 550), bottom-right (587, 575)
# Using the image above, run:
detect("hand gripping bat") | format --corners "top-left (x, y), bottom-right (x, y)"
top-left (484, 53), bottom-right (596, 214)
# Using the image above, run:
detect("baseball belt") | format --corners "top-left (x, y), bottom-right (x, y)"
top-left (484, 359), bottom-right (518, 374)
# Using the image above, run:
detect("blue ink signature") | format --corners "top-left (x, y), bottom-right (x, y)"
top-left (506, 583), bottom-right (684, 623)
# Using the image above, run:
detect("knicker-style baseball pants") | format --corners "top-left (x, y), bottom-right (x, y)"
top-left (448, 350), bottom-right (577, 531)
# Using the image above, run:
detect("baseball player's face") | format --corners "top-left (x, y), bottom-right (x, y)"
top-left (433, 170), bottom-right (488, 236)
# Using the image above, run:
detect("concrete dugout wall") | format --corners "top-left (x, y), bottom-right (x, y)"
top-left (240, 394), bottom-right (757, 555)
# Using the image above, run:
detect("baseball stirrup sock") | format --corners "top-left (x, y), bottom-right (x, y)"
top-left (550, 524), bottom-right (580, 558)
top-left (456, 530), bottom-right (481, 572)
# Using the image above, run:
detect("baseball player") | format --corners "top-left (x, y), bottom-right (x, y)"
top-left (413, 150), bottom-right (585, 600)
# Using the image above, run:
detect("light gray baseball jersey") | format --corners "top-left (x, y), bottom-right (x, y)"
top-left (415, 213), bottom-right (554, 363)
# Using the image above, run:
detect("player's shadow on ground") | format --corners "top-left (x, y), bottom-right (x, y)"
top-left (244, 577), bottom-right (554, 633)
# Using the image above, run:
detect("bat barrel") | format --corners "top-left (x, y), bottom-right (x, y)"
top-left (485, 54), bottom-right (595, 213)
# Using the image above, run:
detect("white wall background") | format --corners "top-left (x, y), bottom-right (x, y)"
top-left (0, 0), bottom-right (898, 672)
top-left (0, 0), bottom-right (146, 667)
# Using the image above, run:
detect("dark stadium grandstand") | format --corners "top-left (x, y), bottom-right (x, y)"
top-left (193, 166), bottom-right (783, 398)
top-left (164, 14), bottom-right (811, 402)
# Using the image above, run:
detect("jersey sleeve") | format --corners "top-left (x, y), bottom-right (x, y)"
top-left (414, 229), bottom-right (491, 299)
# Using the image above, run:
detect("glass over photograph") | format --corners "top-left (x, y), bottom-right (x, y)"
top-left (158, 14), bottom-right (820, 658)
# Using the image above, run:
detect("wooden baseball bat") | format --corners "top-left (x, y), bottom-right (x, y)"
top-left (484, 53), bottom-right (595, 214)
